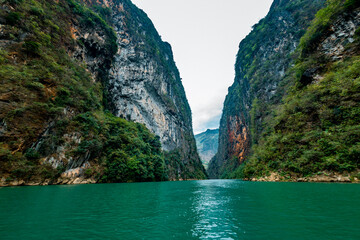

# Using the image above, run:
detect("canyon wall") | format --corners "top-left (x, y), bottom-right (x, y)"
top-left (209, 0), bottom-right (360, 181)
top-left (0, 0), bottom-right (205, 186)
top-left (208, 0), bottom-right (326, 178)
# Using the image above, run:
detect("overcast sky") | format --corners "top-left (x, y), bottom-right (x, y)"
top-left (131, 0), bottom-right (273, 134)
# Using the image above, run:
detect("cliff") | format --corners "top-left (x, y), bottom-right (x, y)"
top-left (82, 0), bottom-right (206, 180)
top-left (209, 0), bottom-right (360, 181)
top-left (0, 0), bottom-right (205, 186)
top-left (208, 0), bottom-right (326, 178)
top-left (195, 129), bottom-right (219, 169)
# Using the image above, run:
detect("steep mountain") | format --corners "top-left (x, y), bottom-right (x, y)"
top-left (208, 0), bottom-right (326, 178)
top-left (195, 129), bottom-right (219, 169)
top-left (209, 0), bottom-right (360, 181)
top-left (0, 0), bottom-right (205, 186)
top-left (82, 0), bottom-right (206, 180)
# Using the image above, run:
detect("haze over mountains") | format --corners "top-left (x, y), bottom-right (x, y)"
top-left (195, 129), bottom-right (219, 169)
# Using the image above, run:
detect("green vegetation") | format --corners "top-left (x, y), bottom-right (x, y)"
top-left (5, 11), bottom-right (22, 25)
top-left (164, 146), bottom-right (207, 180)
top-left (209, 0), bottom-right (327, 178)
top-left (235, 0), bottom-right (360, 179)
top-left (242, 57), bottom-right (360, 178)
top-left (300, 0), bottom-right (360, 56)
top-left (72, 112), bottom-right (167, 182)
top-left (67, 0), bottom-right (117, 56)
top-left (0, 0), bottom-right (168, 183)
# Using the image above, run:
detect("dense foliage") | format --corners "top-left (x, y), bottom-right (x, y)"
top-left (209, 0), bottom-right (326, 178)
top-left (236, 0), bottom-right (360, 180)
top-left (74, 112), bottom-right (167, 182)
top-left (0, 0), bottom-right (167, 183)
top-left (235, 0), bottom-right (326, 145)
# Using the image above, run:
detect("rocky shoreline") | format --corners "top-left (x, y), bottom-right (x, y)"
top-left (2, 174), bottom-right (360, 187)
top-left (247, 172), bottom-right (360, 183)
top-left (0, 177), bottom-right (202, 187)
top-left (0, 177), bottom-right (97, 187)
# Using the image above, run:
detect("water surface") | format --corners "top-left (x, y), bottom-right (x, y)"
top-left (0, 180), bottom-right (359, 239)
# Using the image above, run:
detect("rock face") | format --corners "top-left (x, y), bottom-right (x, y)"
top-left (91, 0), bottom-right (206, 180)
top-left (208, 0), bottom-right (326, 178)
top-left (107, 2), bottom-right (190, 152)
top-left (319, 9), bottom-right (360, 60)
top-left (0, 0), bottom-right (118, 185)
top-left (209, 0), bottom-right (360, 180)
top-left (195, 129), bottom-right (219, 169)
top-left (0, 0), bottom-right (205, 186)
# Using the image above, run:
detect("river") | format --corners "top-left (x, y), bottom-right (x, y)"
top-left (0, 180), bottom-right (359, 239)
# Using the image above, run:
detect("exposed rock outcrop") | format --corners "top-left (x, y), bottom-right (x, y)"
top-left (319, 9), bottom-right (360, 60)
top-left (108, 8), bottom-right (189, 152)
top-left (0, 0), bottom-right (206, 186)
top-left (87, 0), bottom-right (206, 180)
top-left (209, 0), bottom-right (360, 180)
top-left (208, 0), bottom-right (326, 178)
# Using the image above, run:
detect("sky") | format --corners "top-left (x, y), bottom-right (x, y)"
top-left (131, 0), bottom-right (273, 134)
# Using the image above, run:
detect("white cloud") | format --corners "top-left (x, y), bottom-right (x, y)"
top-left (192, 92), bottom-right (225, 134)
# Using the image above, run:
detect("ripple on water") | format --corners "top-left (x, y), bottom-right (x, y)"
top-left (0, 180), bottom-right (359, 239)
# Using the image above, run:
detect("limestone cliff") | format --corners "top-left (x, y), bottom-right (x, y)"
top-left (209, 0), bottom-right (360, 180)
top-left (0, 0), bottom-right (205, 186)
top-left (84, 0), bottom-right (206, 180)
top-left (242, 0), bottom-right (360, 181)
top-left (208, 0), bottom-right (326, 178)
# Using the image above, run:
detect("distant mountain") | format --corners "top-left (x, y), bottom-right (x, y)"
top-left (195, 129), bottom-right (219, 169)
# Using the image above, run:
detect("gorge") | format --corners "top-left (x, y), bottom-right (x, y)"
top-left (1, 0), bottom-right (360, 186)
top-left (1, 0), bottom-right (360, 239)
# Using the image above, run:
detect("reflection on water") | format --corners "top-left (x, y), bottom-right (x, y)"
top-left (191, 180), bottom-right (240, 239)
top-left (0, 180), bottom-right (359, 240)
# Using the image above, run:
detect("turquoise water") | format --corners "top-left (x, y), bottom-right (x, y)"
top-left (0, 180), bottom-right (359, 239)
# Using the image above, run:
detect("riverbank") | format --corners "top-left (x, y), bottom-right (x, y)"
top-left (0, 177), bottom-right (200, 187)
top-left (2, 171), bottom-right (360, 186)
top-left (247, 171), bottom-right (360, 183)
top-left (0, 176), bottom-right (97, 187)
